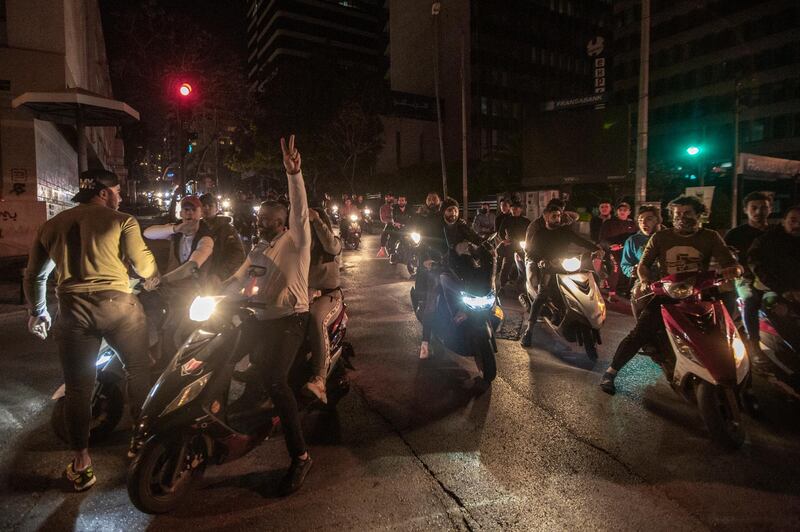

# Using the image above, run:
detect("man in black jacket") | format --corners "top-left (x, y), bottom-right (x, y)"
top-left (498, 202), bottom-right (530, 288)
top-left (200, 193), bottom-right (246, 286)
top-left (749, 205), bottom-right (800, 301)
top-left (520, 200), bottom-right (602, 347)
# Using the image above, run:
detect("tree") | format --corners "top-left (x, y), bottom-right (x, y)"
top-left (321, 100), bottom-right (384, 193)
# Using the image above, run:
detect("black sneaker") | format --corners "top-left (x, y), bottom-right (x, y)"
top-left (599, 372), bottom-right (616, 395)
top-left (519, 326), bottom-right (533, 348)
top-left (278, 455), bottom-right (313, 496)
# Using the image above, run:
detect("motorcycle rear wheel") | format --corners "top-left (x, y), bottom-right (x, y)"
top-left (696, 382), bottom-right (746, 449)
top-left (52, 381), bottom-right (125, 443)
top-left (127, 435), bottom-right (205, 514)
top-left (580, 326), bottom-right (598, 361)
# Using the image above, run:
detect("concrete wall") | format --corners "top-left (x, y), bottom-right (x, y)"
top-left (0, 0), bottom-right (123, 257)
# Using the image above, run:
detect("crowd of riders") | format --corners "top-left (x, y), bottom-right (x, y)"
top-left (21, 132), bottom-right (800, 496)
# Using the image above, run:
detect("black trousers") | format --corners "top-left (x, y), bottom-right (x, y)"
top-left (527, 274), bottom-right (559, 323)
top-left (56, 291), bottom-right (151, 450)
top-left (380, 224), bottom-right (396, 248)
top-left (248, 313), bottom-right (310, 459)
top-left (609, 297), bottom-right (667, 371)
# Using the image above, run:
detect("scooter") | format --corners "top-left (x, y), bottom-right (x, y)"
top-left (410, 237), bottom-right (504, 383)
top-left (51, 341), bottom-right (126, 443)
top-left (50, 282), bottom-right (170, 443)
top-left (645, 271), bottom-right (751, 448)
top-left (327, 205), bottom-right (340, 226)
top-left (126, 285), bottom-right (353, 514)
top-left (521, 251), bottom-right (606, 360)
top-left (747, 294), bottom-right (800, 390)
top-left (361, 207), bottom-right (376, 234)
top-left (341, 214), bottom-right (362, 250)
top-left (389, 226), bottom-right (420, 276)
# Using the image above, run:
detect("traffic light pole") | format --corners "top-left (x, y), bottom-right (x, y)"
top-left (634, 0), bottom-right (650, 210)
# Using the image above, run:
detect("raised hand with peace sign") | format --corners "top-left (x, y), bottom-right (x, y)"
top-left (281, 134), bottom-right (301, 175)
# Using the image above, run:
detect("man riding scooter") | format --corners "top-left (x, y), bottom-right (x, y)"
top-left (600, 195), bottom-right (741, 394)
top-left (621, 206), bottom-right (662, 317)
top-left (520, 199), bottom-right (604, 348)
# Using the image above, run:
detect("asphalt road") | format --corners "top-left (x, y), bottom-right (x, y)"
top-left (1, 234), bottom-right (799, 531)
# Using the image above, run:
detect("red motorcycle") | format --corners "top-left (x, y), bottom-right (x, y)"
top-left (645, 271), bottom-right (751, 448)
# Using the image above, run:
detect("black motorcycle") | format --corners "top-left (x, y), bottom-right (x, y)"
top-left (126, 286), bottom-right (353, 514)
top-left (341, 214), bottom-right (362, 250)
top-left (389, 226), bottom-right (420, 276)
top-left (410, 237), bottom-right (503, 382)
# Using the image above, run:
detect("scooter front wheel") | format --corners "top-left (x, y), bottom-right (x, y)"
top-left (51, 381), bottom-right (125, 443)
top-left (696, 381), bottom-right (746, 449)
top-left (127, 435), bottom-right (205, 514)
top-left (473, 330), bottom-right (497, 383)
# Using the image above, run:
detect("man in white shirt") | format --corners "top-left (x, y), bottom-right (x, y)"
top-left (225, 135), bottom-right (313, 495)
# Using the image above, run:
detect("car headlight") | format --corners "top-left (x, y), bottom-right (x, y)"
top-left (461, 291), bottom-right (495, 310)
top-left (189, 296), bottom-right (224, 322)
top-left (364, 208), bottom-right (371, 215)
top-left (562, 257), bottom-right (581, 272)
top-left (411, 232), bottom-right (421, 244)
top-left (349, 214), bottom-right (358, 222)
top-left (663, 281), bottom-right (694, 299)
top-left (160, 372), bottom-right (212, 416)
top-left (732, 337), bottom-right (747, 367)
top-left (519, 241), bottom-right (526, 250)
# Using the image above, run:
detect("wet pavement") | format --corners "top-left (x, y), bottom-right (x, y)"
top-left (1, 234), bottom-right (799, 531)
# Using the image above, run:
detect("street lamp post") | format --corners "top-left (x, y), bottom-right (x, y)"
top-left (634, 0), bottom-right (651, 210)
top-left (431, 1), bottom-right (447, 198)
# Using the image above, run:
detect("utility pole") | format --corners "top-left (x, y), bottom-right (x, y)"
top-left (634, 0), bottom-right (650, 210)
top-left (732, 81), bottom-right (742, 229)
top-left (460, 32), bottom-right (468, 223)
top-left (432, 1), bottom-right (447, 198)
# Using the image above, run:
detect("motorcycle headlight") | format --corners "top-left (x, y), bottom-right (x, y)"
top-left (160, 372), bottom-right (212, 417)
top-left (561, 257), bottom-right (581, 272)
top-left (349, 214), bottom-right (358, 222)
top-left (519, 241), bottom-right (526, 250)
top-left (252, 206), bottom-right (259, 215)
top-left (461, 291), bottom-right (495, 310)
top-left (363, 208), bottom-right (371, 215)
top-left (96, 350), bottom-right (115, 367)
top-left (732, 337), bottom-right (747, 367)
top-left (332, 205), bottom-right (338, 212)
top-left (222, 199), bottom-right (231, 209)
top-left (411, 232), bottom-right (421, 244)
top-left (662, 281), bottom-right (694, 299)
top-left (189, 296), bottom-right (224, 322)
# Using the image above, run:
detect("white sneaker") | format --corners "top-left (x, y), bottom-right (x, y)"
top-left (302, 376), bottom-right (328, 404)
top-left (419, 341), bottom-right (430, 359)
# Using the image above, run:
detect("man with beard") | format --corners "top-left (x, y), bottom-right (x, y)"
top-left (498, 202), bottom-right (530, 289)
top-left (417, 197), bottom-right (483, 358)
top-left (224, 135), bottom-right (313, 495)
top-left (590, 200), bottom-right (613, 242)
top-left (24, 169), bottom-right (157, 490)
top-left (725, 192), bottom-right (772, 358)
top-left (199, 193), bottom-right (246, 287)
top-left (599, 195), bottom-right (740, 394)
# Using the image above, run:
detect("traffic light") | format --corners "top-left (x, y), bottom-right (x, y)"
top-left (178, 82), bottom-right (193, 97)
top-left (686, 146), bottom-right (701, 156)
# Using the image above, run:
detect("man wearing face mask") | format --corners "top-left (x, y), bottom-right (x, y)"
top-left (600, 195), bottom-right (741, 394)
top-left (224, 135), bottom-right (313, 495)
top-left (417, 197), bottom-right (483, 358)
top-left (24, 169), bottom-right (157, 491)
top-left (472, 202), bottom-right (495, 238)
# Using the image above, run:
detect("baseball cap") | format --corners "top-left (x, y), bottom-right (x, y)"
top-left (181, 195), bottom-right (202, 209)
top-left (71, 169), bottom-right (120, 203)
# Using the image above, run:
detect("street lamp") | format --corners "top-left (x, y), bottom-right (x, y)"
top-left (431, 1), bottom-right (447, 198)
top-left (686, 146), bottom-right (700, 156)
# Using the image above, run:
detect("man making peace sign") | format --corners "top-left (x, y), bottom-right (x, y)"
top-left (225, 135), bottom-right (313, 495)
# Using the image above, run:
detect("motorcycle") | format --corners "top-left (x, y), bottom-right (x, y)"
top-left (643, 271), bottom-right (751, 448)
top-left (745, 294), bottom-right (800, 390)
top-left (51, 341), bottom-right (126, 443)
top-left (126, 284), bottom-right (353, 514)
top-left (520, 251), bottom-right (606, 360)
top-left (50, 282), bottom-right (170, 443)
top-left (410, 237), bottom-right (503, 383)
top-left (341, 214), bottom-right (362, 250)
top-left (327, 205), bottom-right (340, 226)
top-left (389, 226), bottom-right (420, 276)
top-left (361, 207), bottom-right (375, 234)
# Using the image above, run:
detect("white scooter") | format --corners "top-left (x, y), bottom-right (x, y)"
top-left (521, 251), bottom-right (606, 360)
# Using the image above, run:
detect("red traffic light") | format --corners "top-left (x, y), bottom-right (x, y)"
top-left (178, 82), bottom-right (193, 97)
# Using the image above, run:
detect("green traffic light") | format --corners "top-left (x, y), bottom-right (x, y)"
top-left (686, 146), bottom-right (700, 156)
